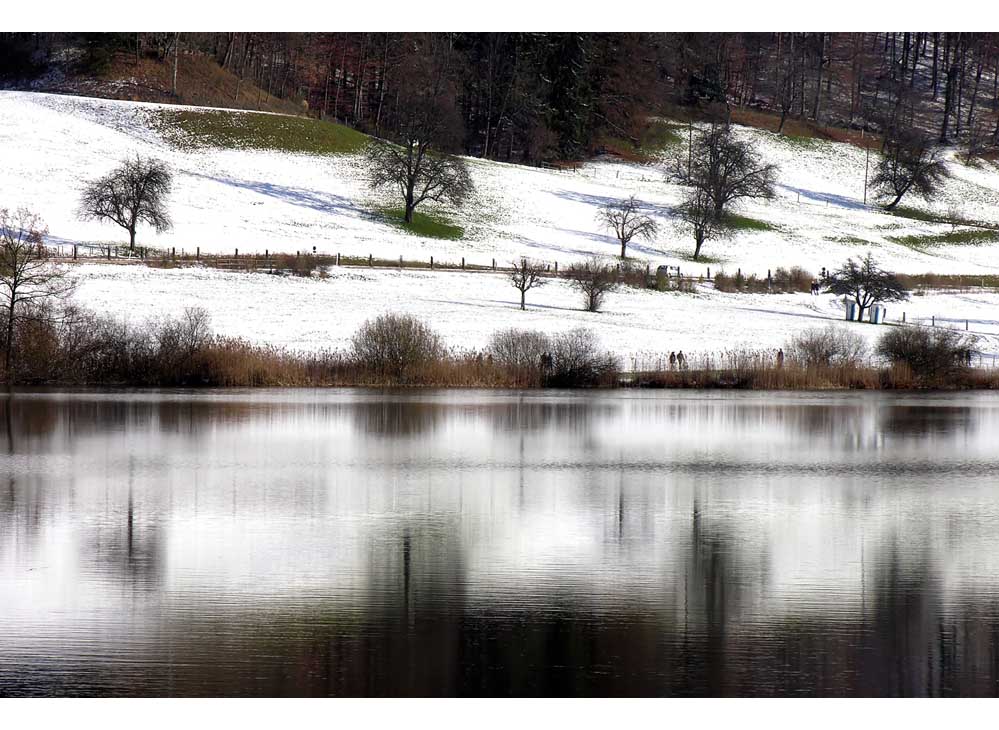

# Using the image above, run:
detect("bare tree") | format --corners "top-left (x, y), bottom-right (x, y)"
top-left (869, 130), bottom-right (950, 210)
top-left (508, 258), bottom-right (547, 310)
top-left (672, 124), bottom-right (778, 218)
top-left (365, 45), bottom-right (474, 224)
top-left (0, 208), bottom-right (74, 383)
top-left (567, 258), bottom-right (619, 313)
top-left (79, 156), bottom-right (173, 251)
top-left (674, 187), bottom-right (730, 261)
top-left (597, 195), bottom-right (659, 259)
top-left (366, 139), bottom-right (473, 223)
top-left (824, 253), bottom-right (909, 321)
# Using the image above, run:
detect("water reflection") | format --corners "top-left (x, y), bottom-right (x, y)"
top-left (2, 389), bottom-right (999, 696)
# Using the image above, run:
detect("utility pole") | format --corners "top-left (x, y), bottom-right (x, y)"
top-left (863, 130), bottom-right (871, 206)
top-left (172, 32), bottom-right (180, 97)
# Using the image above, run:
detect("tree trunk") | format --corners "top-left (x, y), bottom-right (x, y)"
top-left (693, 232), bottom-right (704, 261)
top-left (520, 289), bottom-right (525, 310)
top-left (4, 300), bottom-right (15, 384)
top-left (129, 226), bottom-right (136, 251)
top-left (620, 238), bottom-right (627, 258)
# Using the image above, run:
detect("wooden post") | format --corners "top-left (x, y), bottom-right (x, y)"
top-left (107, 246), bottom-right (111, 260)
top-left (368, 254), bottom-right (372, 266)
top-left (903, 312), bottom-right (906, 323)
top-left (73, 245), bottom-right (77, 260)
top-left (492, 258), bottom-right (496, 270)
top-left (235, 248), bottom-right (239, 258)
top-left (554, 261), bottom-right (558, 275)
top-left (966, 319), bottom-right (969, 330)
top-left (932, 316), bottom-right (935, 327)
top-left (430, 256), bottom-right (434, 270)
top-left (172, 247), bottom-right (176, 260)
top-left (707, 267), bottom-right (711, 279)
top-left (336, 252), bottom-right (340, 266)
top-left (400, 255), bottom-right (403, 267)
top-left (461, 257), bottom-right (465, 269)
top-left (196, 247), bottom-right (200, 260)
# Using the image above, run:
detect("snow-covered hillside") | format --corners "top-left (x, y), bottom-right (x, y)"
top-left (2, 90), bottom-right (998, 361)
top-left (4, 90), bottom-right (999, 275)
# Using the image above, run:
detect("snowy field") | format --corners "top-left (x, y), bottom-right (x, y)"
top-left (71, 264), bottom-right (999, 363)
top-left (2, 90), bottom-right (999, 360)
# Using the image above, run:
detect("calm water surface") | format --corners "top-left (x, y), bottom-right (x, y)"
top-left (2, 389), bottom-right (999, 697)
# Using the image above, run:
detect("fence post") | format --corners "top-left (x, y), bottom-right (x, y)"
top-left (399, 255), bottom-right (403, 268)
top-left (235, 248), bottom-right (239, 259)
top-left (368, 254), bottom-right (373, 266)
top-left (336, 252), bottom-right (340, 266)
top-left (461, 257), bottom-right (465, 270)
top-left (73, 245), bottom-right (77, 260)
top-left (172, 247), bottom-right (176, 260)
top-left (430, 256), bottom-right (434, 270)
top-left (966, 319), bottom-right (969, 330)
top-left (107, 246), bottom-right (111, 260)
top-left (707, 267), bottom-right (711, 279)
top-left (932, 316), bottom-right (935, 327)
top-left (492, 258), bottom-right (496, 270)
top-left (196, 247), bottom-right (200, 260)
top-left (554, 261), bottom-right (558, 275)
top-left (903, 312), bottom-right (906, 323)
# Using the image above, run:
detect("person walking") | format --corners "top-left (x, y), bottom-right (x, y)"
top-left (677, 351), bottom-right (687, 370)
top-left (776, 348), bottom-right (785, 368)
top-left (669, 351), bottom-right (677, 370)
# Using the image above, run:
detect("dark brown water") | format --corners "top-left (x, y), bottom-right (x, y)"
top-left (2, 389), bottom-right (999, 697)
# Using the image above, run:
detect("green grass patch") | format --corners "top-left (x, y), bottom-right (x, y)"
top-left (596, 120), bottom-right (683, 162)
top-left (887, 229), bottom-right (999, 249)
top-left (774, 132), bottom-right (824, 150)
top-left (882, 205), bottom-right (995, 229)
top-left (666, 248), bottom-right (724, 265)
top-left (379, 208), bottom-right (464, 240)
top-left (156, 109), bottom-right (369, 155)
top-left (828, 235), bottom-right (873, 245)
top-left (720, 213), bottom-right (777, 232)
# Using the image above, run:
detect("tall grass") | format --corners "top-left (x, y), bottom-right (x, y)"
top-left (4, 305), bottom-right (997, 391)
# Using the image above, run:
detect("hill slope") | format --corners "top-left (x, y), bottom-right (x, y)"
top-left (4, 90), bottom-right (999, 275)
top-left (2, 90), bottom-right (999, 361)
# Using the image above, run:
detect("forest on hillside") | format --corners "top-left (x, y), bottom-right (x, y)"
top-left (3, 32), bottom-right (999, 162)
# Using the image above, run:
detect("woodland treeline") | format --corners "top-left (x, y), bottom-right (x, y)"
top-left (5, 32), bottom-right (999, 161)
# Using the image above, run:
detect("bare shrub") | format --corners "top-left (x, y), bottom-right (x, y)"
top-left (712, 270), bottom-right (768, 293)
top-left (487, 328), bottom-right (551, 385)
top-left (786, 326), bottom-right (869, 368)
top-left (566, 258), bottom-right (618, 312)
top-left (351, 313), bottom-right (444, 380)
top-left (772, 266), bottom-right (813, 293)
top-left (548, 328), bottom-right (619, 387)
top-left (876, 326), bottom-right (975, 383)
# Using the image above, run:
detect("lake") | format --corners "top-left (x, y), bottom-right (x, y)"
top-left (2, 389), bottom-right (999, 697)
